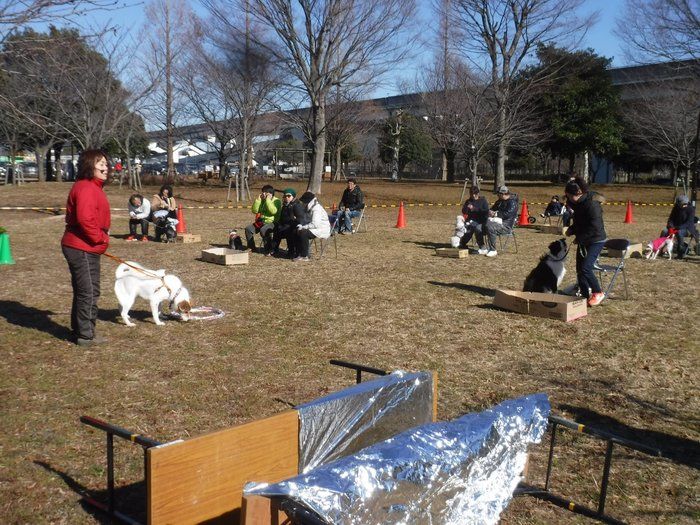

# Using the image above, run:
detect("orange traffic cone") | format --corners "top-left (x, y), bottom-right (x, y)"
top-left (518, 200), bottom-right (531, 226)
top-left (624, 200), bottom-right (634, 224)
top-left (395, 201), bottom-right (406, 228)
top-left (176, 204), bottom-right (187, 233)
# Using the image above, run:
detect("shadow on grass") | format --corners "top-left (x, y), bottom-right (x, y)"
top-left (403, 240), bottom-right (450, 250)
top-left (0, 300), bottom-right (73, 341)
top-left (559, 405), bottom-right (700, 470)
top-left (98, 308), bottom-right (153, 325)
top-left (34, 460), bottom-right (146, 525)
top-left (428, 281), bottom-right (496, 297)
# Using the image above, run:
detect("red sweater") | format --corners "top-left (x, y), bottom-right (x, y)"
top-left (61, 178), bottom-right (111, 254)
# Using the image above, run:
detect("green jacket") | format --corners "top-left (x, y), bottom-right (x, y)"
top-left (251, 196), bottom-right (282, 223)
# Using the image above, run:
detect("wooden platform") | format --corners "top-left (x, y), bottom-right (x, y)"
top-left (435, 248), bottom-right (469, 258)
top-left (176, 233), bottom-right (201, 243)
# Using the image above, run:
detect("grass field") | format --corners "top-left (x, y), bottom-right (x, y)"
top-left (0, 179), bottom-right (698, 524)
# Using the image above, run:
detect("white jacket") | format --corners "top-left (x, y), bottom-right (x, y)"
top-left (301, 198), bottom-right (331, 239)
top-left (128, 198), bottom-right (151, 220)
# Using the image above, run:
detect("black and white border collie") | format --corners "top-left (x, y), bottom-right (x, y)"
top-left (523, 238), bottom-right (568, 294)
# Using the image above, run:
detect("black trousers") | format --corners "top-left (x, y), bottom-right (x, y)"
top-left (62, 246), bottom-right (101, 340)
top-left (295, 228), bottom-right (316, 257)
top-left (129, 218), bottom-right (149, 237)
top-left (273, 223), bottom-right (298, 255)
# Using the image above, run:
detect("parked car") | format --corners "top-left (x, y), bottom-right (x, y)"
top-left (19, 162), bottom-right (38, 179)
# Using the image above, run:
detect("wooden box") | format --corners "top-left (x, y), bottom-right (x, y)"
top-left (201, 247), bottom-right (249, 265)
top-left (176, 233), bottom-right (201, 243)
top-left (494, 290), bottom-right (587, 322)
top-left (607, 242), bottom-right (643, 259)
top-left (435, 248), bottom-right (469, 258)
top-left (538, 224), bottom-right (565, 235)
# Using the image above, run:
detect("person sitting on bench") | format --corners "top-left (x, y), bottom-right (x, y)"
top-left (334, 178), bottom-right (364, 234)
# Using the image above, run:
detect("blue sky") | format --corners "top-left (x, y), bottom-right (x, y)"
top-left (70, 0), bottom-right (628, 97)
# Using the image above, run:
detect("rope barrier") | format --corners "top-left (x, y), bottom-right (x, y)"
top-left (0, 201), bottom-right (676, 212)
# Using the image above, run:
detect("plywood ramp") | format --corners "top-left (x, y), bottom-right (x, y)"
top-left (147, 410), bottom-right (299, 525)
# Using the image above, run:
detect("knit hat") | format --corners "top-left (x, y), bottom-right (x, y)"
top-left (282, 188), bottom-right (296, 197)
top-left (497, 185), bottom-right (509, 194)
top-left (677, 195), bottom-right (689, 205)
top-left (299, 191), bottom-right (315, 204)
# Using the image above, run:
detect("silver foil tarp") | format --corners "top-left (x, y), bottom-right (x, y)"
top-left (246, 393), bottom-right (550, 525)
top-left (296, 371), bottom-right (435, 473)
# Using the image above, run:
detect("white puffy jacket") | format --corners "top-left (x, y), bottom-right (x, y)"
top-left (128, 198), bottom-right (151, 220)
top-left (301, 198), bottom-right (331, 239)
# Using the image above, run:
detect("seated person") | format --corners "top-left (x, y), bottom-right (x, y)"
top-left (271, 188), bottom-right (307, 257)
top-left (540, 195), bottom-right (563, 219)
top-left (152, 184), bottom-right (177, 219)
top-left (334, 178), bottom-right (364, 234)
top-left (455, 185), bottom-right (489, 248)
top-left (477, 185), bottom-right (518, 257)
top-left (293, 191), bottom-right (331, 262)
top-left (127, 194), bottom-right (151, 241)
top-left (245, 185), bottom-right (281, 253)
top-left (662, 195), bottom-right (697, 258)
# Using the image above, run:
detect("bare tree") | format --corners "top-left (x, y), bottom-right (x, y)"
top-left (249, 0), bottom-right (417, 194)
top-left (451, 0), bottom-right (593, 190)
top-left (0, 0), bottom-right (118, 44)
top-left (617, 0), bottom-right (700, 201)
top-left (142, 0), bottom-right (195, 179)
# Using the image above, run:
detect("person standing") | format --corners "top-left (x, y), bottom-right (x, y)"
top-left (61, 150), bottom-right (111, 346)
top-left (564, 177), bottom-right (607, 307)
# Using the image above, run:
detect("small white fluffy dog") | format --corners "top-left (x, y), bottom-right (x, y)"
top-left (451, 215), bottom-right (467, 248)
top-left (114, 262), bottom-right (191, 326)
top-left (645, 234), bottom-right (674, 260)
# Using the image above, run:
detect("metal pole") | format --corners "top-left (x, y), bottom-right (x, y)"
top-left (598, 440), bottom-right (615, 515)
top-left (544, 422), bottom-right (557, 491)
top-left (107, 433), bottom-right (115, 513)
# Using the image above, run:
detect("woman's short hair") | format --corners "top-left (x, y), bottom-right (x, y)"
top-left (77, 149), bottom-right (110, 180)
top-left (129, 194), bottom-right (143, 205)
top-left (159, 184), bottom-right (173, 197)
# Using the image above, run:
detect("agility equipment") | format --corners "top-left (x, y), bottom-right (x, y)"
top-left (168, 306), bottom-right (225, 321)
top-left (518, 200), bottom-right (531, 226)
top-left (623, 200), bottom-right (634, 224)
top-left (176, 204), bottom-right (187, 233)
top-left (0, 232), bottom-right (15, 265)
top-left (395, 201), bottom-right (406, 228)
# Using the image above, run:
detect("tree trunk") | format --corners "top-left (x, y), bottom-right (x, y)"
top-left (495, 104), bottom-right (506, 191)
top-left (470, 156), bottom-right (479, 188)
top-left (308, 102), bottom-right (326, 194)
top-left (445, 149), bottom-right (456, 183)
top-left (53, 143), bottom-right (63, 182)
top-left (583, 151), bottom-right (589, 183)
top-left (35, 144), bottom-right (51, 182)
top-left (334, 147), bottom-right (343, 181)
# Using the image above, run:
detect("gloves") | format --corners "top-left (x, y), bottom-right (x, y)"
top-left (296, 224), bottom-right (304, 231)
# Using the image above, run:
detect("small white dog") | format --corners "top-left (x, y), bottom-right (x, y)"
top-left (451, 215), bottom-right (467, 248)
top-left (645, 234), bottom-right (674, 260)
top-left (114, 262), bottom-right (191, 326)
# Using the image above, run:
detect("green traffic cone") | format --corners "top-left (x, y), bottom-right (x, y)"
top-left (0, 233), bottom-right (15, 265)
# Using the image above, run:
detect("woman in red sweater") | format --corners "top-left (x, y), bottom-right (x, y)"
top-left (61, 150), bottom-right (111, 346)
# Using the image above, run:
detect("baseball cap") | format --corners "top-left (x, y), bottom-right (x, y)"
top-left (497, 185), bottom-right (509, 194)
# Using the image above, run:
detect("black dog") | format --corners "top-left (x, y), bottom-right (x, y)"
top-left (228, 229), bottom-right (244, 250)
top-left (523, 238), bottom-right (568, 293)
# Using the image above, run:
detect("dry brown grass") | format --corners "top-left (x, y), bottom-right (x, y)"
top-left (0, 179), bottom-right (698, 524)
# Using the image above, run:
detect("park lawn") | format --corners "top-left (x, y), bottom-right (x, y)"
top-left (0, 179), bottom-right (698, 524)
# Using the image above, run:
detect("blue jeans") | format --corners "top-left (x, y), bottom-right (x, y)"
top-left (336, 209), bottom-right (361, 232)
top-left (576, 241), bottom-right (605, 298)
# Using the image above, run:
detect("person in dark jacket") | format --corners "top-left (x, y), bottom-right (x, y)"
top-left (334, 178), bottom-right (364, 234)
top-left (662, 195), bottom-right (697, 258)
top-left (540, 195), bottom-right (564, 219)
top-left (61, 149), bottom-right (112, 346)
top-left (564, 177), bottom-right (607, 307)
top-left (271, 188), bottom-right (307, 257)
top-left (459, 186), bottom-right (490, 248)
top-left (478, 185), bottom-right (518, 256)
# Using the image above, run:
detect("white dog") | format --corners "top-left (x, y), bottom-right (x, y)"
top-left (451, 215), bottom-right (467, 248)
top-left (114, 262), bottom-right (191, 326)
top-left (645, 234), bottom-right (674, 260)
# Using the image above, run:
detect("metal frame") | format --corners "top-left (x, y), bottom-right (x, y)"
top-left (498, 229), bottom-right (518, 253)
top-left (518, 414), bottom-right (669, 525)
top-left (595, 238), bottom-right (630, 299)
top-left (79, 416), bottom-right (162, 525)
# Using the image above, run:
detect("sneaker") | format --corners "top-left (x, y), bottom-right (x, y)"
top-left (477, 248), bottom-right (488, 255)
top-left (76, 337), bottom-right (99, 347)
top-left (126, 235), bottom-right (136, 241)
top-left (293, 256), bottom-right (310, 262)
top-left (540, 213), bottom-right (546, 218)
top-left (587, 292), bottom-right (605, 307)
top-left (141, 237), bottom-right (149, 242)
top-left (486, 250), bottom-right (497, 257)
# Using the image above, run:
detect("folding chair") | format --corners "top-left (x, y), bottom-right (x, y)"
top-left (497, 228), bottom-right (518, 253)
top-left (313, 228), bottom-right (338, 258)
top-left (543, 212), bottom-right (563, 227)
top-left (594, 238), bottom-right (630, 299)
top-left (353, 207), bottom-right (368, 233)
